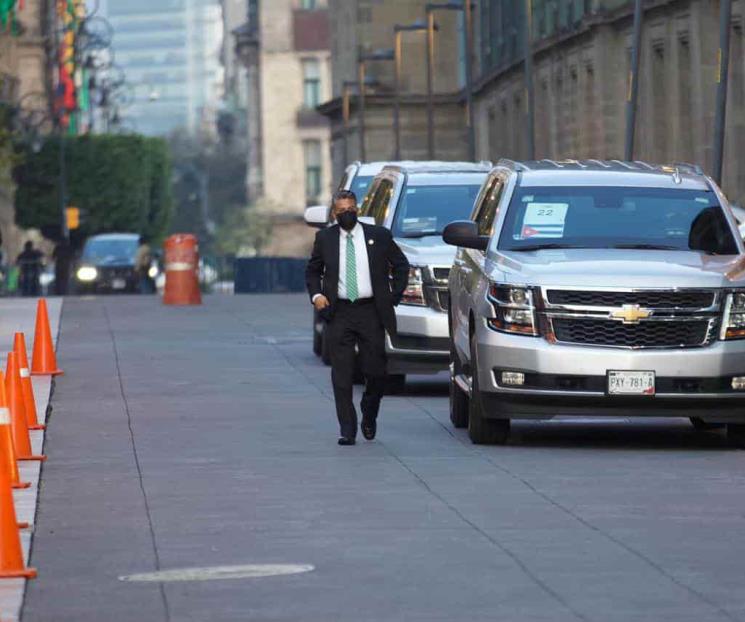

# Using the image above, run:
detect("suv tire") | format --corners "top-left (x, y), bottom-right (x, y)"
top-left (385, 374), bottom-right (406, 395)
top-left (468, 334), bottom-right (510, 445)
top-left (449, 339), bottom-right (469, 429)
top-left (727, 423), bottom-right (745, 448)
top-left (690, 417), bottom-right (724, 432)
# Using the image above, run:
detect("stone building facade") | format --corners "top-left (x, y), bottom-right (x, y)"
top-left (0, 0), bottom-right (53, 263)
top-left (321, 0), bottom-right (471, 181)
top-left (235, 0), bottom-right (333, 257)
top-left (473, 0), bottom-right (745, 204)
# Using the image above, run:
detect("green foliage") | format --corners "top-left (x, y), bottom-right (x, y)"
top-left (214, 203), bottom-right (274, 257)
top-left (13, 134), bottom-right (173, 241)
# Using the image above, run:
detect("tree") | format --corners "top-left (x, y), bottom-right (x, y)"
top-left (13, 134), bottom-right (173, 242)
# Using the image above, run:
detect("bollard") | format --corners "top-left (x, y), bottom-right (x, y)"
top-left (163, 234), bottom-right (202, 306)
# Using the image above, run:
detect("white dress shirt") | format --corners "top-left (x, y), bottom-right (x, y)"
top-left (338, 223), bottom-right (373, 300)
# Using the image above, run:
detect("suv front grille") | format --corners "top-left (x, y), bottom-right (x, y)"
top-left (546, 290), bottom-right (716, 309)
top-left (551, 318), bottom-right (712, 349)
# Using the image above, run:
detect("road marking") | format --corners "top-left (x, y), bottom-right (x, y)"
top-left (119, 564), bottom-right (314, 583)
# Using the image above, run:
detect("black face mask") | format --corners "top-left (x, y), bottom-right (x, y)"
top-left (337, 210), bottom-right (358, 231)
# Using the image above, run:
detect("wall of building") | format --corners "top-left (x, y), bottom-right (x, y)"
top-left (0, 0), bottom-right (52, 263)
top-left (473, 0), bottom-right (745, 205)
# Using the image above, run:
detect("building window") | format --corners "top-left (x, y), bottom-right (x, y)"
top-left (304, 140), bottom-right (322, 201)
top-left (300, 0), bottom-right (317, 9)
top-left (302, 58), bottom-right (321, 108)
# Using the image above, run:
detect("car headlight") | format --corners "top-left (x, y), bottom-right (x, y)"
top-left (721, 292), bottom-right (745, 340)
top-left (76, 266), bottom-right (98, 282)
top-left (148, 265), bottom-right (159, 279)
top-left (401, 266), bottom-right (427, 306)
top-left (487, 284), bottom-right (539, 336)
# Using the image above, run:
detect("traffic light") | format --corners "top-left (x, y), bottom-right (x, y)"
top-left (66, 206), bottom-right (80, 230)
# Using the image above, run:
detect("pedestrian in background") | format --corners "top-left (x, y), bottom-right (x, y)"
top-left (305, 190), bottom-right (409, 445)
top-left (16, 241), bottom-right (43, 297)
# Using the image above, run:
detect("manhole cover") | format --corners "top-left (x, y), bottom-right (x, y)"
top-left (119, 564), bottom-right (314, 583)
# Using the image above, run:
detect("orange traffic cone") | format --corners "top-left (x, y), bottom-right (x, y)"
top-left (6, 353), bottom-right (45, 462)
top-left (13, 334), bottom-right (44, 431)
top-left (0, 371), bottom-right (30, 491)
top-left (0, 454), bottom-right (36, 578)
top-left (31, 299), bottom-right (62, 377)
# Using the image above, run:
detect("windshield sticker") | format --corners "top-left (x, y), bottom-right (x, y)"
top-left (402, 217), bottom-right (437, 232)
top-left (695, 197), bottom-right (709, 204)
top-left (521, 195), bottom-right (534, 203)
top-left (520, 203), bottom-right (568, 239)
top-left (406, 188), bottom-right (417, 194)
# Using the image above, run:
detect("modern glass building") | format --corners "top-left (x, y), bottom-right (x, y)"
top-left (104, 0), bottom-right (224, 136)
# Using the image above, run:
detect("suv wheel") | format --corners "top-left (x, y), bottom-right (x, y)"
top-left (468, 334), bottom-right (510, 445)
top-left (449, 338), bottom-right (469, 429)
top-left (385, 374), bottom-right (406, 395)
top-left (727, 423), bottom-right (745, 448)
top-left (690, 417), bottom-right (724, 432)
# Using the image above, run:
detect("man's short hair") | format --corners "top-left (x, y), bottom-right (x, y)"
top-left (332, 189), bottom-right (357, 208)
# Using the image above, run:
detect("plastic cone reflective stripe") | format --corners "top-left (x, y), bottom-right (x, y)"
top-left (6, 353), bottom-right (45, 462)
top-left (0, 454), bottom-right (36, 579)
top-left (0, 371), bottom-right (30, 490)
top-left (13, 333), bottom-right (44, 430)
top-left (31, 299), bottom-right (62, 377)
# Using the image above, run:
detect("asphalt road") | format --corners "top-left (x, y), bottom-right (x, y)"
top-left (22, 294), bottom-right (745, 622)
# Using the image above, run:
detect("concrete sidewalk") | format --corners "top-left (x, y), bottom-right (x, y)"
top-left (0, 298), bottom-right (62, 622)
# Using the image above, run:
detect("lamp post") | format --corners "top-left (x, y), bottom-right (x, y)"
top-left (624, 0), bottom-right (643, 161)
top-left (713, 0), bottom-right (733, 186)
top-left (393, 20), bottom-right (428, 160)
top-left (357, 48), bottom-right (395, 162)
top-left (524, 0), bottom-right (535, 159)
top-left (341, 77), bottom-right (377, 166)
top-left (425, 2), bottom-right (459, 159)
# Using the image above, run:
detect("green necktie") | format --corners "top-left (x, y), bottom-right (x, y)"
top-left (346, 233), bottom-right (358, 302)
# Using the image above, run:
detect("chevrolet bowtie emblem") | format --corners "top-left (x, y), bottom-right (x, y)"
top-left (610, 304), bottom-right (652, 324)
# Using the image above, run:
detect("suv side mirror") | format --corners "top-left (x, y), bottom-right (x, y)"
top-left (304, 205), bottom-right (330, 228)
top-left (443, 220), bottom-right (489, 251)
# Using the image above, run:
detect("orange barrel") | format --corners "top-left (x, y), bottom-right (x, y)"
top-left (163, 234), bottom-right (202, 305)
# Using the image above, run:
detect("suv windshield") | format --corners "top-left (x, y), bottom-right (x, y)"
top-left (392, 184), bottom-right (482, 238)
top-left (350, 175), bottom-right (374, 203)
top-left (498, 186), bottom-right (739, 255)
top-left (82, 238), bottom-right (138, 262)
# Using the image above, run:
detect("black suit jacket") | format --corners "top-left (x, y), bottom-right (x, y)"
top-left (305, 223), bottom-right (410, 335)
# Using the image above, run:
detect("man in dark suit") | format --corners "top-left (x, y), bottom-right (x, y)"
top-left (306, 190), bottom-right (410, 445)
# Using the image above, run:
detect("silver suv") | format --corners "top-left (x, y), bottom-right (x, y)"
top-left (444, 159), bottom-right (745, 446)
top-left (361, 161), bottom-right (491, 392)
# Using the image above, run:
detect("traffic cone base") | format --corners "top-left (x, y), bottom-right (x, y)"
top-left (17, 455), bottom-right (46, 462)
top-left (12, 482), bottom-right (31, 490)
top-left (0, 568), bottom-right (37, 579)
top-left (30, 370), bottom-right (62, 377)
top-left (17, 522), bottom-right (28, 529)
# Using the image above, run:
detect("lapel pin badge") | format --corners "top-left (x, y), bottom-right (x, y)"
top-left (368, 239), bottom-right (374, 245)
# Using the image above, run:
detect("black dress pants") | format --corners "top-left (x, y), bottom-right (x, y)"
top-left (326, 299), bottom-right (387, 439)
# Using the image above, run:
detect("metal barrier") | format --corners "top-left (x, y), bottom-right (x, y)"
top-left (234, 257), bottom-right (306, 294)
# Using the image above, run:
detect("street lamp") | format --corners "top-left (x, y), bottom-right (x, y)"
top-left (713, 0), bottom-right (733, 185)
top-left (425, 2), bottom-right (475, 160)
top-left (341, 77), bottom-right (377, 166)
top-left (393, 20), bottom-right (428, 160)
top-left (524, 0), bottom-right (535, 160)
top-left (425, 2), bottom-right (461, 159)
top-left (624, 0), bottom-right (643, 161)
top-left (357, 48), bottom-right (394, 162)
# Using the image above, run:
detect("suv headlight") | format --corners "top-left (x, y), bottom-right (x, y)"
top-left (76, 266), bottom-right (98, 282)
top-left (721, 292), bottom-right (745, 340)
top-left (401, 266), bottom-right (426, 306)
top-left (487, 284), bottom-right (539, 336)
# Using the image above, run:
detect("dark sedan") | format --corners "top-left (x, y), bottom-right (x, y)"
top-left (74, 233), bottom-right (143, 294)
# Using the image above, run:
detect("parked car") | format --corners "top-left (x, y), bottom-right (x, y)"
top-left (355, 161), bottom-right (492, 392)
top-left (445, 159), bottom-right (745, 446)
top-left (305, 161), bottom-right (403, 363)
top-left (74, 233), bottom-right (144, 294)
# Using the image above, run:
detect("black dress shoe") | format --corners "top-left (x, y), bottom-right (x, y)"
top-left (338, 437), bottom-right (356, 446)
top-left (361, 419), bottom-right (376, 441)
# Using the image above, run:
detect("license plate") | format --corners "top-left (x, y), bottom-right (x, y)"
top-left (608, 371), bottom-right (655, 396)
top-left (112, 278), bottom-right (126, 290)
